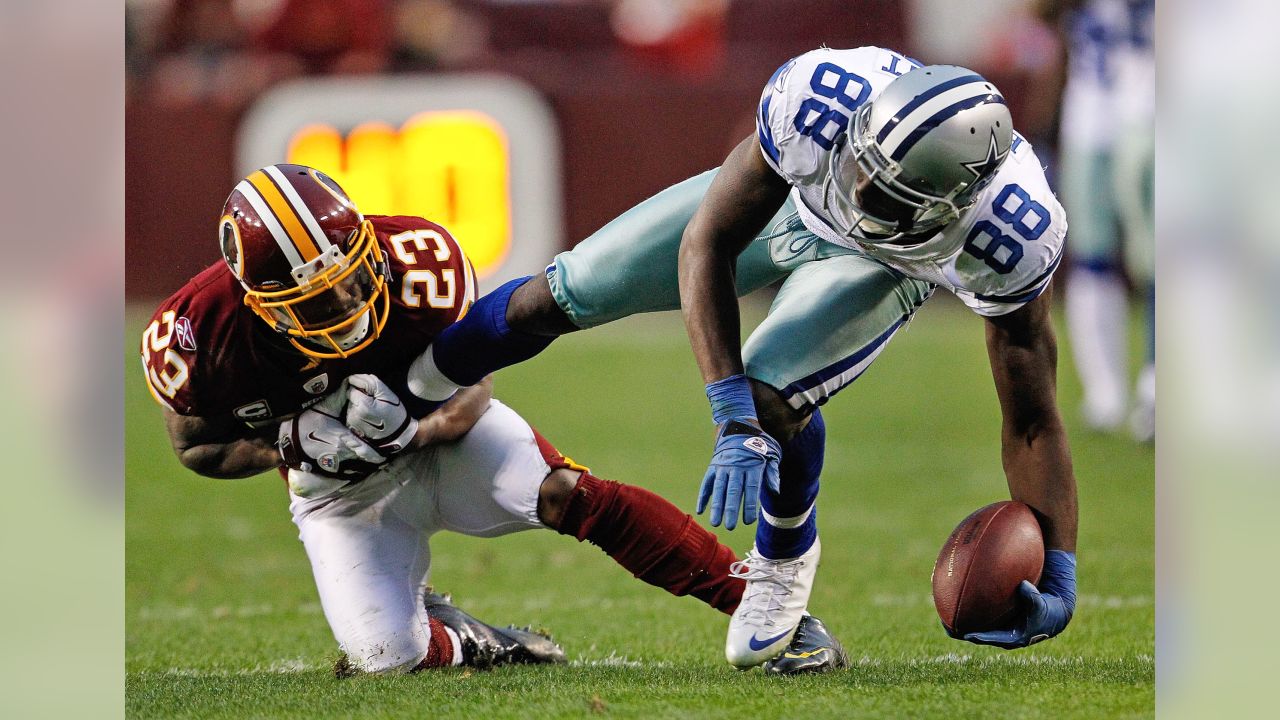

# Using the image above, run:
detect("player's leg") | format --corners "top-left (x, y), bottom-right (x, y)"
top-left (292, 462), bottom-right (564, 675)
top-left (1115, 124), bottom-right (1156, 442)
top-left (414, 169), bottom-right (793, 396)
top-left (1060, 146), bottom-right (1128, 430)
top-left (724, 250), bottom-right (933, 667)
top-left (431, 398), bottom-right (744, 613)
top-left (289, 477), bottom-right (459, 674)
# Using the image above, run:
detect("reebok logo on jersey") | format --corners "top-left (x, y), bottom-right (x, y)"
top-left (175, 316), bottom-right (197, 352)
top-left (743, 437), bottom-right (770, 456)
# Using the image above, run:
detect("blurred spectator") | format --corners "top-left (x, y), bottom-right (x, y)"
top-left (391, 0), bottom-right (490, 70)
top-left (1036, 0), bottom-right (1155, 441)
top-left (251, 0), bottom-right (393, 75)
top-left (610, 0), bottom-right (727, 79)
top-left (977, 3), bottom-right (1064, 155)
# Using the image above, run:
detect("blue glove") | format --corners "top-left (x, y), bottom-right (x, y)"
top-left (695, 375), bottom-right (782, 530)
top-left (956, 550), bottom-right (1077, 649)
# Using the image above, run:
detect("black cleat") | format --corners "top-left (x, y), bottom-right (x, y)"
top-left (762, 614), bottom-right (850, 676)
top-left (424, 591), bottom-right (567, 668)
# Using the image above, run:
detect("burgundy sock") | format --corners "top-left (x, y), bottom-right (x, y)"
top-left (412, 616), bottom-right (456, 670)
top-left (557, 473), bottom-right (743, 614)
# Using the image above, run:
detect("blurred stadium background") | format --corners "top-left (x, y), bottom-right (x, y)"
top-left (123, 1), bottom-right (1156, 717)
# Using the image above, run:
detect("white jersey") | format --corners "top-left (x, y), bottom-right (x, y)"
top-left (1061, 0), bottom-right (1155, 148)
top-left (757, 47), bottom-right (1067, 317)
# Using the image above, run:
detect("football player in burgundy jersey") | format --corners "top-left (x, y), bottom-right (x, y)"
top-left (141, 164), bottom-right (845, 675)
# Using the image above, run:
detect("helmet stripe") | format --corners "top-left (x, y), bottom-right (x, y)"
top-left (247, 170), bottom-right (322, 262)
top-left (886, 93), bottom-right (1007, 162)
top-left (875, 73), bottom-right (985, 145)
top-left (878, 81), bottom-right (997, 160)
top-left (264, 165), bottom-right (333, 253)
top-left (234, 180), bottom-right (305, 270)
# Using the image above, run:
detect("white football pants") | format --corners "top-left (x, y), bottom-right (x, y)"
top-left (288, 400), bottom-right (550, 673)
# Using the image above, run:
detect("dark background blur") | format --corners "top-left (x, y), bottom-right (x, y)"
top-left (125, 0), bottom-right (1065, 299)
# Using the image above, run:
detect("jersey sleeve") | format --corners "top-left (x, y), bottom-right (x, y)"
top-left (377, 216), bottom-right (479, 332)
top-left (951, 142), bottom-right (1069, 317)
top-left (756, 47), bottom-right (898, 185)
top-left (139, 304), bottom-right (199, 414)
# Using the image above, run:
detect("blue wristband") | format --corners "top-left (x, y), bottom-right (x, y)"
top-left (706, 374), bottom-right (757, 424)
top-left (1042, 550), bottom-right (1078, 611)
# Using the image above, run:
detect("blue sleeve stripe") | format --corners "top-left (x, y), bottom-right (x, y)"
top-left (757, 94), bottom-right (781, 165)
top-left (973, 249), bottom-right (1063, 303)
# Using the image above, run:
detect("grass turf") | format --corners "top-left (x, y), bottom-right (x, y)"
top-left (125, 296), bottom-right (1154, 718)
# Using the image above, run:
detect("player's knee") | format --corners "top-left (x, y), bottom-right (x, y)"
top-left (536, 468), bottom-right (582, 530)
top-left (749, 379), bottom-right (810, 442)
top-left (506, 274), bottom-right (580, 336)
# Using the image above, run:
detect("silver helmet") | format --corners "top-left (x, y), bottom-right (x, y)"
top-left (824, 64), bottom-right (1012, 244)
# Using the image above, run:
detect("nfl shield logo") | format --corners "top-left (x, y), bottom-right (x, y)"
top-left (304, 373), bottom-right (330, 395)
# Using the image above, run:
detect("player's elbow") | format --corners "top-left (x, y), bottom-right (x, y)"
top-left (172, 443), bottom-right (240, 479)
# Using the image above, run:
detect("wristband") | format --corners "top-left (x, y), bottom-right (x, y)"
top-left (706, 374), bottom-right (757, 425)
top-left (1041, 550), bottom-right (1078, 611)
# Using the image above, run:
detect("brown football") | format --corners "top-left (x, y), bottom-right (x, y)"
top-left (932, 501), bottom-right (1044, 636)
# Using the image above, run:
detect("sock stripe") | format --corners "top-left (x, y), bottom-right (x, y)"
top-left (760, 503), bottom-right (814, 529)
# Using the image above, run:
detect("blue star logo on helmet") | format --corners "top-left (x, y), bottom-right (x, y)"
top-left (960, 129), bottom-right (1009, 180)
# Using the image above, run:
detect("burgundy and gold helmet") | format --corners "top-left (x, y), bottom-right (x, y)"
top-left (219, 164), bottom-right (389, 359)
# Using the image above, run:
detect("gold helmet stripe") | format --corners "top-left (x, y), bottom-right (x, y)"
top-left (234, 179), bottom-right (305, 270)
top-left (247, 170), bottom-right (322, 262)
top-left (264, 165), bottom-right (334, 254)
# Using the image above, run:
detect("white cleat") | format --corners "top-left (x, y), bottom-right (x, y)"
top-left (724, 537), bottom-right (821, 668)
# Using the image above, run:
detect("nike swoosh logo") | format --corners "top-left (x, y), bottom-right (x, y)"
top-left (748, 630), bottom-right (793, 651)
top-left (367, 419), bottom-right (385, 430)
top-left (306, 431), bottom-right (332, 446)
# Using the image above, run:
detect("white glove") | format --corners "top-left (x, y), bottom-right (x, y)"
top-left (278, 406), bottom-right (387, 479)
top-left (286, 466), bottom-right (351, 499)
top-left (344, 374), bottom-right (419, 455)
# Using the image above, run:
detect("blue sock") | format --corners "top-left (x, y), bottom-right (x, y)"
top-left (755, 408), bottom-right (824, 560)
top-left (431, 275), bottom-right (557, 386)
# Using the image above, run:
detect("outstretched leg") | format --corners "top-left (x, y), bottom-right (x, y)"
top-left (535, 437), bottom-right (745, 614)
top-left (405, 169), bottom-right (790, 402)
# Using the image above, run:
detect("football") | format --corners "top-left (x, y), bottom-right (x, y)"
top-left (932, 501), bottom-right (1044, 636)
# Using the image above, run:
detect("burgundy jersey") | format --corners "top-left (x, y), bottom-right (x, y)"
top-left (141, 215), bottom-right (477, 427)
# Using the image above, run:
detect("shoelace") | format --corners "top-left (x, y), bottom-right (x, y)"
top-left (729, 553), bottom-right (805, 624)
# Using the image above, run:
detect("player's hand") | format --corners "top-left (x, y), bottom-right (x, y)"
top-left (696, 419), bottom-right (781, 530)
top-left (954, 550), bottom-right (1077, 649)
top-left (278, 407), bottom-right (387, 480)
top-left (344, 374), bottom-right (419, 455)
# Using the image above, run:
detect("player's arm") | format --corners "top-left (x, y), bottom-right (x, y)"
top-left (410, 376), bottom-right (493, 446)
top-left (162, 407), bottom-right (280, 479)
top-left (984, 289), bottom-right (1077, 552)
top-left (963, 288), bottom-right (1078, 649)
top-left (679, 133), bottom-right (791, 382)
top-left (678, 134), bottom-right (791, 529)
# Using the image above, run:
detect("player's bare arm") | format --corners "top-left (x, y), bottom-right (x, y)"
top-left (678, 133), bottom-right (791, 384)
top-left (411, 376), bottom-right (494, 447)
top-left (162, 407), bottom-right (280, 479)
top-left (984, 289), bottom-right (1078, 552)
top-left (953, 287), bottom-right (1079, 650)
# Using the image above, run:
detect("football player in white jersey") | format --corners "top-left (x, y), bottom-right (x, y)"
top-left (403, 47), bottom-right (1079, 671)
top-left (1041, 0), bottom-right (1156, 439)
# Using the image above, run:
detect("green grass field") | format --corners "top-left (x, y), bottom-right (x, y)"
top-left (125, 296), bottom-right (1154, 718)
